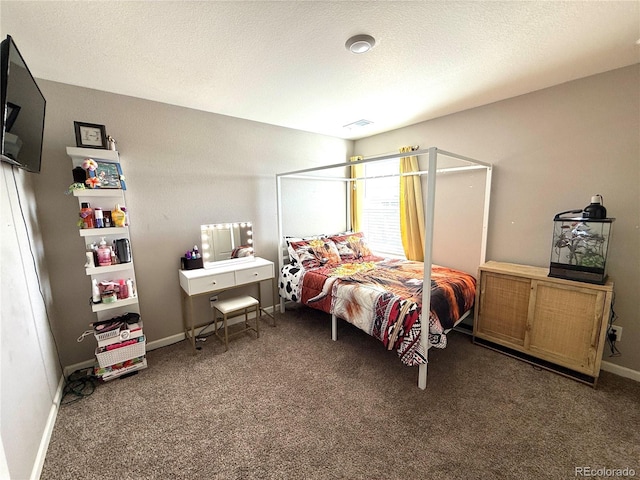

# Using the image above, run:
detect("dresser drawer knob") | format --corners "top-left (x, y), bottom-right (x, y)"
top-left (253, 272), bottom-right (258, 276)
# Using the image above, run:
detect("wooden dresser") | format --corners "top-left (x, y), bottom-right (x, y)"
top-left (473, 261), bottom-right (614, 385)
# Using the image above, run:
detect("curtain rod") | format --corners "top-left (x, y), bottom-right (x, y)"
top-left (352, 145), bottom-right (419, 159)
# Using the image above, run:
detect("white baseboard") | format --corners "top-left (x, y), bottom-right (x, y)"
top-left (30, 375), bottom-right (65, 480)
top-left (147, 333), bottom-right (184, 351)
top-left (600, 361), bottom-right (640, 383)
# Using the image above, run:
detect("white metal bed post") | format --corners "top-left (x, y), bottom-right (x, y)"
top-left (418, 147), bottom-right (439, 390)
top-left (276, 174), bottom-right (286, 314)
top-left (339, 168), bottom-right (355, 342)
top-left (480, 166), bottom-right (493, 265)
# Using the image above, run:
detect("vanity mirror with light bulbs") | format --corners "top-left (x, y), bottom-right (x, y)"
top-left (180, 221), bottom-right (276, 351)
top-left (201, 222), bottom-right (255, 268)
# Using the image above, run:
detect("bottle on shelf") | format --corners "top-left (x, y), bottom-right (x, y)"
top-left (112, 204), bottom-right (126, 228)
top-left (121, 206), bottom-right (129, 226)
top-left (80, 203), bottom-right (94, 229)
top-left (126, 278), bottom-right (135, 298)
top-left (85, 251), bottom-right (95, 268)
top-left (118, 279), bottom-right (128, 299)
top-left (97, 237), bottom-right (112, 266)
top-left (92, 279), bottom-right (101, 304)
top-left (94, 207), bottom-right (104, 228)
top-left (88, 242), bottom-right (99, 267)
top-left (110, 245), bottom-right (118, 265)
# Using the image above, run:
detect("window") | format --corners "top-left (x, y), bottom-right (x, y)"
top-left (360, 159), bottom-right (405, 257)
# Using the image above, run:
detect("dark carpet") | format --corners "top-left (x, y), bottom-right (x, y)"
top-left (41, 305), bottom-right (640, 479)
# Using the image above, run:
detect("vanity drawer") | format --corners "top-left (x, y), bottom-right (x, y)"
top-left (187, 271), bottom-right (235, 295)
top-left (235, 264), bottom-right (274, 285)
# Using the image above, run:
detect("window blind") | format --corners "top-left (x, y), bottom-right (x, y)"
top-left (361, 160), bottom-right (405, 257)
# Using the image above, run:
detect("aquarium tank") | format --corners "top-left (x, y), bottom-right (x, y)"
top-left (549, 214), bottom-right (614, 284)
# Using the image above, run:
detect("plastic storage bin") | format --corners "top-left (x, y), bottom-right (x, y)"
top-left (95, 337), bottom-right (146, 368)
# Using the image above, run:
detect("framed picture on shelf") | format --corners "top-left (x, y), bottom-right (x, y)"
top-left (74, 121), bottom-right (108, 149)
top-left (89, 161), bottom-right (126, 190)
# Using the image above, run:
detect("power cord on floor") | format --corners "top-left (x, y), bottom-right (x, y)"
top-left (61, 369), bottom-right (99, 405)
top-left (194, 320), bottom-right (220, 349)
top-left (606, 293), bottom-right (621, 357)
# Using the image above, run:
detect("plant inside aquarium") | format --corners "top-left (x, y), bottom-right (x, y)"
top-left (553, 222), bottom-right (607, 268)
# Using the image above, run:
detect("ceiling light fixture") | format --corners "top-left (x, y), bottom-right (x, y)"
top-left (345, 34), bottom-right (376, 54)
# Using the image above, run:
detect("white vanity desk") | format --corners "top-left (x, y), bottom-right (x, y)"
top-left (179, 257), bottom-right (276, 352)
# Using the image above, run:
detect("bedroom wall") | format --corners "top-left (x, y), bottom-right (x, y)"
top-left (1, 162), bottom-right (62, 480)
top-left (32, 80), bottom-right (353, 368)
top-left (279, 176), bottom-right (349, 238)
top-left (353, 65), bottom-right (640, 375)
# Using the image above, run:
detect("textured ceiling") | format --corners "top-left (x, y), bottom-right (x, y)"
top-left (1, 1), bottom-right (639, 139)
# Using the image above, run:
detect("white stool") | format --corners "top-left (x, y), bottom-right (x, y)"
top-left (213, 295), bottom-right (260, 351)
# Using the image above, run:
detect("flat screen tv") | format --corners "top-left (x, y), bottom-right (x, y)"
top-left (1, 35), bottom-right (46, 173)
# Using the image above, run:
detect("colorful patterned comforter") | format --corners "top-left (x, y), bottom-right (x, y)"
top-left (279, 259), bottom-right (476, 366)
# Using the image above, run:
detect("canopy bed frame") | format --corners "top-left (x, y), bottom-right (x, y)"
top-left (276, 147), bottom-right (493, 389)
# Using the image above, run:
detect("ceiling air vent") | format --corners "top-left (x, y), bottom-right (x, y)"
top-left (343, 119), bottom-right (374, 129)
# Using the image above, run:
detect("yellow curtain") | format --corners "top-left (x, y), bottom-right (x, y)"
top-left (350, 155), bottom-right (364, 232)
top-left (399, 146), bottom-right (425, 261)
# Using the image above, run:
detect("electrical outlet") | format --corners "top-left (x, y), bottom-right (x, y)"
top-left (610, 325), bottom-right (622, 342)
top-left (209, 295), bottom-right (218, 308)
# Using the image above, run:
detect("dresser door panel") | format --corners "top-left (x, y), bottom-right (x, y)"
top-left (528, 281), bottom-right (604, 373)
top-left (476, 272), bottom-right (530, 346)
